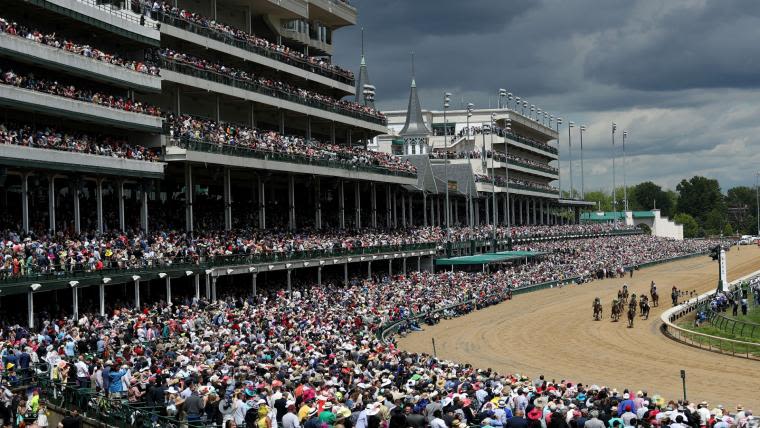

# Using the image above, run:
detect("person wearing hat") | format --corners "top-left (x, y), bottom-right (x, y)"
top-left (304, 406), bottom-right (322, 428)
top-left (319, 401), bottom-right (337, 428)
top-left (282, 401), bottom-right (301, 428)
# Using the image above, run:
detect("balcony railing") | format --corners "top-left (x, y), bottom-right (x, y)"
top-left (0, 243), bottom-right (435, 286)
top-left (160, 58), bottom-right (386, 125)
top-left (170, 137), bottom-right (417, 178)
top-left (497, 132), bottom-right (558, 155)
top-left (505, 158), bottom-right (558, 175)
top-left (155, 11), bottom-right (355, 86)
top-left (507, 182), bottom-right (559, 195)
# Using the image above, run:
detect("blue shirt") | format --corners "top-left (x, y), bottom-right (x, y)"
top-left (108, 369), bottom-right (127, 392)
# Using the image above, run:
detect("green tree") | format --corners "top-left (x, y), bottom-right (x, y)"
top-left (584, 190), bottom-right (612, 211)
top-left (632, 181), bottom-right (674, 216)
top-left (676, 176), bottom-right (726, 228)
top-left (723, 222), bottom-right (735, 236)
top-left (726, 186), bottom-right (757, 234)
top-left (673, 213), bottom-right (701, 238)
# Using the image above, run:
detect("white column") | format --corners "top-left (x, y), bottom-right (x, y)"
top-left (165, 277), bottom-right (172, 303)
top-left (185, 164), bottom-right (194, 232)
top-left (317, 266), bottom-right (322, 287)
top-left (72, 286), bottom-right (79, 321)
top-left (117, 180), bottom-right (125, 232)
top-left (258, 177), bottom-right (266, 229)
top-left (224, 167), bottom-right (232, 231)
top-left (288, 175), bottom-right (296, 230)
top-left (314, 177), bottom-right (322, 229)
top-left (205, 274), bottom-right (211, 299)
top-left (402, 258), bottom-right (407, 275)
top-left (21, 173), bottom-right (29, 234)
top-left (48, 176), bottom-right (56, 232)
top-left (251, 273), bottom-right (257, 297)
top-left (211, 276), bottom-right (217, 302)
top-left (134, 279), bottom-right (140, 309)
top-left (367, 261), bottom-right (372, 279)
top-left (140, 185), bottom-right (149, 233)
top-left (388, 259), bottom-right (392, 277)
top-left (354, 181), bottom-right (361, 229)
top-left (485, 197), bottom-right (490, 225)
top-left (287, 269), bottom-right (292, 295)
top-left (96, 179), bottom-right (104, 234)
top-left (339, 180), bottom-right (345, 229)
top-left (73, 181), bottom-right (81, 234)
top-left (194, 274), bottom-right (200, 301)
top-left (99, 284), bottom-right (105, 316)
top-left (343, 263), bottom-right (348, 286)
top-left (27, 291), bottom-right (34, 328)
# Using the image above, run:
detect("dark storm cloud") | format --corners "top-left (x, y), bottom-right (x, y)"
top-left (332, 0), bottom-right (760, 191)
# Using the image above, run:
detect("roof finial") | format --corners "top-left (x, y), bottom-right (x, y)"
top-left (361, 27), bottom-right (364, 56)
top-left (411, 51), bottom-right (415, 78)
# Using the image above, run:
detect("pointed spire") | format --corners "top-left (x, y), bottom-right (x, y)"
top-left (355, 27), bottom-right (375, 109)
top-left (399, 51), bottom-right (429, 137)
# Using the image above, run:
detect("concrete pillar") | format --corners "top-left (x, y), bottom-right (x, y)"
top-left (251, 273), bottom-right (257, 297)
top-left (96, 179), bottom-right (104, 234)
top-left (339, 180), bottom-right (346, 229)
top-left (402, 258), bottom-right (407, 275)
top-left (117, 180), bottom-right (125, 232)
top-left (211, 276), bottom-right (217, 302)
top-left (386, 184), bottom-right (392, 229)
top-left (388, 259), bottom-right (392, 277)
top-left (99, 283), bottom-right (105, 317)
top-left (224, 167), bottom-right (232, 231)
top-left (474, 199), bottom-right (480, 226)
top-left (21, 173), bottom-right (29, 233)
top-left (165, 276), bottom-right (172, 303)
top-left (140, 184), bottom-right (149, 233)
top-left (408, 195), bottom-right (413, 227)
top-left (393, 190), bottom-right (398, 228)
top-left (317, 266), bottom-right (322, 287)
top-left (73, 181), bottom-right (81, 234)
top-left (417, 256), bottom-right (421, 271)
top-left (371, 183), bottom-right (377, 228)
top-left (437, 197), bottom-right (441, 226)
top-left (503, 194), bottom-right (508, 226)
top-left (401, 193), bottom-right (407, 227)
top-left (314, 177), bottom-right (322, 229)
top-left (205, 274), bottom-right (211, 299)
top-left (258, 177), bottom-right (266, 229)
top-left (72, 286), bottom-right (78, 321)
top-left (354, 181), bottom-right (361, 229)
top-left (343, 263), bottom-right (349, 286)
top-left (185, 164), bottom-right (194, 232)
top-left (287, 269), bottom-right (292, 295)
top-left (510, 195), bottom-right (516, 226)
top-left (27, 291), bottom-right (34, 329)
top-left (367, 261), bottom-right (372, 279)
top-left (288, 175), bottom-right (296, 230)
top-left (485, 197), bottom-right (490, 226)
top-left (48, 176), bottom-right (55, 233)
top-left (423, 193), bottom-right (428, 227)
top-left (194, 274), bottom-right (200, 301)
top-left (134, 279), bottom-right (140, 309)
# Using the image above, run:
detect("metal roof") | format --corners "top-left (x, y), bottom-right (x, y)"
top-left (354, 54), bottom-right (375, 110)
top-left (399, 77), bottom-right (430, 137)
top-left (435, 250), bottom-right (546, 266)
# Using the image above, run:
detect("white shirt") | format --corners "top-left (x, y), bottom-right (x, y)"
top-left (431, 417), bottom-right (447, 428)
top-left (75, 361), bottom-right (89, 379)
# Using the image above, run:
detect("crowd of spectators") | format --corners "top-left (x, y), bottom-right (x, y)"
top-left (167, 114), bottom-right (414, 174)
top-left (0, 122), bottom-right (158, 161)
top-left (151, 2), bottom-right (353, 81)
top-left (0, 233), bottom-right (747, 428)
top-left (157, 49), bottom-right (383, 122)
top-left (430, 150), bottom-right (557, 173)
top-left (0, 17), bottom-right (160, 76)
top-left (474, 174), bottom-right (557, 192)
top-left (0, 67), bottom-right (161, 116)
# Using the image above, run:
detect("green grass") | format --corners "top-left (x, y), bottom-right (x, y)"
top-left (676, 315), bottom-right (760, 356)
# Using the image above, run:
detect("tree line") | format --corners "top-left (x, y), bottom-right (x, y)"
top-left (582, 176), bottom-right (757, 238)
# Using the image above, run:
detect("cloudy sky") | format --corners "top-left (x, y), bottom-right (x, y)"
top-left (333, 0), bottom-right (760, 194)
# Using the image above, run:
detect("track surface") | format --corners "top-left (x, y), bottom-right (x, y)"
top-left (398, 246), bottom-right (760, 410)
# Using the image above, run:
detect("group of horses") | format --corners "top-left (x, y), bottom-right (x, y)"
top-left (593, 282), bottom-right (659, 328)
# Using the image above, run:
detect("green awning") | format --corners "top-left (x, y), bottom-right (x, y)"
top-left (435, 250), bottom-right (545, 266)
top-left (391, 138), bottom-right (405, 146)
top-left (580, 211), bottom-right (626, 221)
top-left (632, 211), bottom-right (655, 219)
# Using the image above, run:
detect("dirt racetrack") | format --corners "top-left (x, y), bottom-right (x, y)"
top-left (397, 245), bottom-right (760, 410)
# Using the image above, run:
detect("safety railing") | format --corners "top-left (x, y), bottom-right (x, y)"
top-left (378, 276), bottom-right (580, 344)
top-left (169, 137), bottom-right (417, 178)
top-left (155, 11), bottom-right (354, 85)
top-left (660, 270), bottom-right (760, 360)
top-left (159, 58), bottom-right (386, 125)
top-left (705, 309), bottom-right (760, 341)
top-left (0, 242), bottom-right (436, 285)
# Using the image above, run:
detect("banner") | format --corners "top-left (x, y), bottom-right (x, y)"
top-left (719, 249), bottom-right (728, 291)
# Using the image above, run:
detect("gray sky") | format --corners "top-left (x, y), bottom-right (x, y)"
top-left (333, 0), bottom-right (760, 194)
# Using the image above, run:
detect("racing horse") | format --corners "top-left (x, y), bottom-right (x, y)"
top-left (650, 283), bottom-right (659, 307)
top-left (593, 297), bottom-right (603, 321)
top-left (671, 286), bottom-right (679, 306)
top-left (629, 293), bottom-right (638, 313)
top-left (627, 304), bottom-right (636, 328)
top-left (611, 298), bottom-right (622, 322)
top-left (640, 296), bottom-right (651, 320)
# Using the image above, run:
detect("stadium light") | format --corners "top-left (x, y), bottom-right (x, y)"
top-left (579, 125), bottom-right (587, 199)
top-left (568, 121), bottom-right (575, 199)
top-left (557, 118), bottom-right (564, 196)
top-left (498, 89), bottom-right (507, 109)
top-left (612, 123), bottom-right (618, 216)
top-left (622, 131), bottom-right (629, 212)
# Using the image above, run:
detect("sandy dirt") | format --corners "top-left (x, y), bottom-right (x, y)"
top-left (397, 245), bottom-right (760, 410)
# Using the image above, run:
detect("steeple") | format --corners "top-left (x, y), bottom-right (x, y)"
top-left (355, 28), bottom-right (376, 109)
top-left (399, 52), bottom-right (429, 137)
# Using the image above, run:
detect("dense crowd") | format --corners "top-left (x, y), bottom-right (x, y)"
top-left (0, 234), bottom-right (746, 428)
top-left (157, 49), bottom-right (383, 122)
top-left (0, 122), bottom-right (158, 161)
top-left (167, 114), bottom-right (414, 174)
top-left (151, 2), bottom-right (353, 81)
top-left (0, 68), bottom-right (161, 116)
top-left (474, 174), bottom-right (557, 192)
top-left (0, 17), bottom-right (159, 76)
top-left (429, 151), bottom-right (557, 173)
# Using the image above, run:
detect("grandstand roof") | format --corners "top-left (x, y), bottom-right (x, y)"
top-left (435, 250), bottom-right (545, 266)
